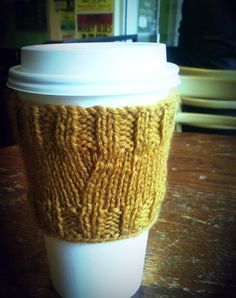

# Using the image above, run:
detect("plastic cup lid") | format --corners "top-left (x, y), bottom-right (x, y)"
top-left (7, 43), bottom-right (180, 96)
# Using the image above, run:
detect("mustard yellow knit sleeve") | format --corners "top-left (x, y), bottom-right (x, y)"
top-left (12, 93), bottom-right (179, 243)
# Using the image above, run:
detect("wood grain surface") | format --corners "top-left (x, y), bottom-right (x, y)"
top-left (0, 132), bottom-right (236, 298)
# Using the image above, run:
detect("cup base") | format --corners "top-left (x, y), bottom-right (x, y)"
top-left (45, 231), bottom-right (149, 298)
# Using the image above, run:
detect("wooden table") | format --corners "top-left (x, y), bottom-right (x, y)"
top-left (0, 132), bottom-right (236, 298)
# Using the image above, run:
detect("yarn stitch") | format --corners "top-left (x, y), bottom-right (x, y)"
top-left (11, 93), bottom-right (179, 243)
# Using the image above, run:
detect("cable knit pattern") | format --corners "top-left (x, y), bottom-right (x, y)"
top-left (11, 93), bottom-right (179, 243)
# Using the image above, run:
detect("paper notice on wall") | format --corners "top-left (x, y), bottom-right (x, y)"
top-left (60, 11), bottom-right (76, 39)
top-left (77, 13), bottom-right (113, 39)
top-left (76, 0), bottom-right (113, 12)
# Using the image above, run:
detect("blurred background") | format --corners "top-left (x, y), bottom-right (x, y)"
top-left (0, 0), bottom-right (182, 48)
top-left (0, 0), bottom-right (184, 147)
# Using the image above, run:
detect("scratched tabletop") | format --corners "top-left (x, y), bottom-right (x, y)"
top-left (0, 132), bottom-right (236, 298)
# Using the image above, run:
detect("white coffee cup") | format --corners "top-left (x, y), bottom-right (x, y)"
top-left (8, 42), bottom-right (179, 298)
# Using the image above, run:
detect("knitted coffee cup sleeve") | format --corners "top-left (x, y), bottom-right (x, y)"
top-left (11, 93), bottom-right (179, 243)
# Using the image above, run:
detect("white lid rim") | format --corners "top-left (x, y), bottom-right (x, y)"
top-left (8, 63), bottom-right (178, 84)
top-left (7, 76), bottom-right (180, 96)
top-left (7, 62), bottom-right (179, 96)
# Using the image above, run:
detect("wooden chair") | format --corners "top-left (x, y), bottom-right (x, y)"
top-left (176, 67), bottom-right (236, 132)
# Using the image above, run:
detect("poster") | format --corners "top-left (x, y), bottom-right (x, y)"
top-left (77, 13), bottom-right (113, 39)
top-left (60, 11), bottom-right (76, 39)
top-left (76, 0), bottom-right (113, 12)
top-left (60, 11), bottom-right (75, 31)
top-left (76, 0), bottom-right (113, 39)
